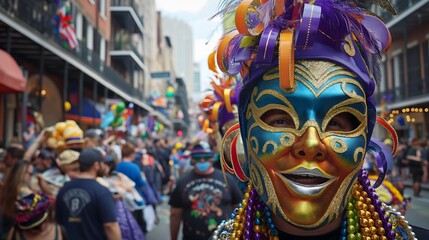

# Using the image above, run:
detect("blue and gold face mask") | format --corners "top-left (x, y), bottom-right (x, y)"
top-left (244, 60), bottom-right (367, 228)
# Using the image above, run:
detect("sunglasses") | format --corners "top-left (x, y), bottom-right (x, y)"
top-left (191, 153), bottom-right (213, 162)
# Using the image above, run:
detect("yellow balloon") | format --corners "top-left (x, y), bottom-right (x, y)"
top-left (110, 104), bottom-right (117, 111)
top-left (64, 101), bottom-right (71, 112)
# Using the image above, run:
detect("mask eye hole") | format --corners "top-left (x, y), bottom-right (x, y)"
top-left (326, 112), bottom-right (361, 132)
top-left (261, 109), bottom-right (296, 129)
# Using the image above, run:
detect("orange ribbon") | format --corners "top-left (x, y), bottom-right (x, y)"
top-left (224, 89), bottom-right (234, 113)
top-left (208, 50), bottom-right (217, 73)
top-left (216, 30), bottom-right (239, 73)
top-left (276, 0), bottom-right (285, 16)
top-left (210, 102), bottom-right (223, 121)
top-left (236, 0), bottom-right (264, 36)
top-left (279, 28), bottom-right (295, 90)
top-left (202, 119), bottom-right (210, 133)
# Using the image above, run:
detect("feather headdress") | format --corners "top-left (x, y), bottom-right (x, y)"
top-left (215, 0), bottom-right (395, 95)
top-left (198, 51), bottom-right (240, 136)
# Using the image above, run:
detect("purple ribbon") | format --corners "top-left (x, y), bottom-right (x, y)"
top-left (367, 139), bottom-right (389, 188)
top-left (296, 4), bottom-right (321, 49)
top-left (255, 25), bottom-right (281, 64)
top-left (255, 4), bottom-right (321, 64)
top-left (254, 11), bottom-right (291, 64)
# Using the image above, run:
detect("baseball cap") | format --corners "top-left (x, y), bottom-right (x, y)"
top-left (84, 128), bottom-right (104, 139)
top-left (183, 150), bottom-right (191, 157)
top-left (103, 153), bottom-right (115, 163)
top-left (58, 150), bottom-right (80, 166)
top-left (78, 148), bottom-right (104, 166)
top-left (38, 149), bottom-right (55, 162)
top-left (191, 142), bottom-right (213, 159)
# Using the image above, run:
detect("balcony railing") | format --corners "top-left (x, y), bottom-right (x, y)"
top-left (112, 32), bottom-right (145, 64)
top-left (110, 0), bottom-right (144, 30)
top-left (0, 0), bottom-right (145, 101)
top-left (380, 0), bottom-right (426, 22)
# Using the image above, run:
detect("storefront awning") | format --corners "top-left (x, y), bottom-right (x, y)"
top-left (65, 97), bottom-right (102, 125)
top-left (0, 49), bottom-right (26, 93)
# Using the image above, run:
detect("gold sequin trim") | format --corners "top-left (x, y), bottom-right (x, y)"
top-left (354, 147), bottom-right (365, 163)
top-left (343, 36), bottom-right (356, 57)
top-left (280, 132), bottom-right (295, 147)
top-left (330, 138), bottom-right (348, 154)
top-left (262, 140), bottom-right (279, 155)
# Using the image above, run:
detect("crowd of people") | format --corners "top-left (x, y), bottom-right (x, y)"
top-left (3, 0), bottom-right (429, 239)
top-left (391, 139), bottom-right (429, 197)
top-left (0, 120), bottom-right (213, 240)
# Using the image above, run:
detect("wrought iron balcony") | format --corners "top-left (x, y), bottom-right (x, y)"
top-left (110, 0), bottom-right (144, 34)
top-left (0, 0), bottom-right (145, 102)
top-left (111, 31), bottom-right (145, 70)
top-left (378, 0), bottom-right (427, 22)
top-left (377, 0), bottom-right (429, 37)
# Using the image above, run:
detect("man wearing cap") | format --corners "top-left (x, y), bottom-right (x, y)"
top-left (83, 128), bottom-right (104, 149)
top-left (55, 148), bottom-right (121, 240)
top-left (37, 150), bottom-right (80, 197)
top-left (169, 142), bottom-right (243, 240)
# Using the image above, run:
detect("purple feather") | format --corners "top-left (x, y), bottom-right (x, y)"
top-left (257, 0), bottom-right (277, 27)
top-left (224, 34), bottom-right (244, 75)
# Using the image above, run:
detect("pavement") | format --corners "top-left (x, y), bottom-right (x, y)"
top-left (404, 177), bottom-right (429, 192)
top-left (146, 177), bottom-right (429, 239)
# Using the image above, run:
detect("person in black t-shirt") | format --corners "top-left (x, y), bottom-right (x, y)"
top-left (56, 148), bottom-right (121, 240)
top-left (169, 143), bottom-right (242, 240)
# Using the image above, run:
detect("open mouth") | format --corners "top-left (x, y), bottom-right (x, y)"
top-left (283, 173), bottom-right (330, 185)
top-left (276, 167), bottom-right (336, 196)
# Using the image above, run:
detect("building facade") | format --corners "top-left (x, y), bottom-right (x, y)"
top-left (161, 16), bottom-right (194, 97)
top-left (373, 0), bottom-right (429, 142)
top-left (0, 0), bottom-right (171, 146)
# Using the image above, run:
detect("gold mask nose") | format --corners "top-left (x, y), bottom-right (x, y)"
top-left (292, 127), bottom-right (327, 162)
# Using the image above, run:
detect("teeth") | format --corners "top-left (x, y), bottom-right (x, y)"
top-left (276, 171), bottom-right (336, 196)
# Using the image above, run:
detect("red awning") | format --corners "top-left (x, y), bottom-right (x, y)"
top-left (0, 49), bottom-right (26, 93)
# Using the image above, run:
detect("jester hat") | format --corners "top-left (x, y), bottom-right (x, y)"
top-left (201, 51), bottom-right (241, 136)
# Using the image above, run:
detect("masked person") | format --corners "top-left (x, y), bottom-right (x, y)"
top-left (169, 142), bottom-right (243, 240)
top-left (210, 0), bottom-right (429, 239)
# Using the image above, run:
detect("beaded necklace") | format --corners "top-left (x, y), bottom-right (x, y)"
top-left (213, 170), bottom-right (399, 240)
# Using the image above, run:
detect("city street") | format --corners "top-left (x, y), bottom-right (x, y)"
top-left (1, 0), bottom-right (429, 239)
top-left (147, 183), bottom-right (429, 239)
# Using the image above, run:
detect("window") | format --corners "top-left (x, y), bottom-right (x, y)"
top-left (76, 13), bottom-right (83, 40)
top-left (89, 0), bottom-right (95, 5)
top-left (100, 37), bottom-right (106, 62)
top-left (392, 52), bottom-right (404, 100)
top-left (86, 24), bottom-right (94, 61)
top-left (87, 25), bottom-right (94, 50)
top-left (407, 45), bottom-right (421, 97)
top-left (424, 40), bottom-right (429, 87)
top-left (100, 0), bottom-right (107, 18)
top-left (380, 60), bottom-right (387, 93)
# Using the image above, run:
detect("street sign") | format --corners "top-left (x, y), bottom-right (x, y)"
top-left (151, 71), bottom-right (171, 79)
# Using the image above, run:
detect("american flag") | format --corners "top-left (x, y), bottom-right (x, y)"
top-left (55, 1), bottom-right (78, 49)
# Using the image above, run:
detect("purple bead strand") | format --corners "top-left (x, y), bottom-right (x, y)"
top-left (359, 169), bottom-right (395, 240)
top-left (244, 188), bottom-right (257, 240)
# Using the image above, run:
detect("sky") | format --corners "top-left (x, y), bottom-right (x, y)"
top-left (155, 0), bottom-right (224, 91)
